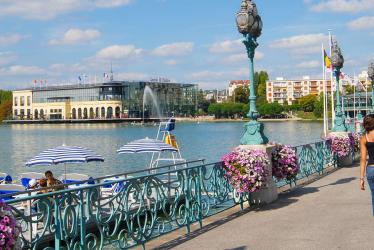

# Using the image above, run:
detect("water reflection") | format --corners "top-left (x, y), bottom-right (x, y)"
top-left (0, 121), bottom-right (323, 178)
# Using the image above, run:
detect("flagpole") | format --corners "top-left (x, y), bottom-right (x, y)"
top-left (354, 81), bottom-right (356, 119)
top-left (322, 43), bottom-right (327, 137)
top-left (329, 30), bottom-right (335, 127)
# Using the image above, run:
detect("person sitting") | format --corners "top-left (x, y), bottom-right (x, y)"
top-left (45, 170), bottom-right (62, 187)
top-left (37, 178), bottom-right (49, 194)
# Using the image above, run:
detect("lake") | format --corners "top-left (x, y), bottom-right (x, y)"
top-left (0, 121), bottom-right (323, 179)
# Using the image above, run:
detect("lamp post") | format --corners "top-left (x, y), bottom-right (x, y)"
top-left (368, 62), bottom-right (374, 114)
top-left (331, 40), bottom-right (347, 132)
top-left (236, 0), bottom-right (268, 145)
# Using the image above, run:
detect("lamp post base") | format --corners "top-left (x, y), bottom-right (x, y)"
top-left (240, 120), bottom-right (269, 145)
top-left (332, 113), bottom-right (347, 132)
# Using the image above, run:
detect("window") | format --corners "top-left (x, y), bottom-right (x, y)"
top-left (20, 96), bottom-right (25, 106)
top-left (14, 110), bottom-right (18, 116)
top-left (27, 96), bottom-right (31, 106)
top-left (14, 97), bottom-right (18, 106)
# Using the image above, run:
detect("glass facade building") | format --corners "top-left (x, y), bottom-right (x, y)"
top-left (13, 81), bottom-right (198, 120)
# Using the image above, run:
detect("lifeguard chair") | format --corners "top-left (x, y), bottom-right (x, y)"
top-left (150, 118), bottom-right (186, 170)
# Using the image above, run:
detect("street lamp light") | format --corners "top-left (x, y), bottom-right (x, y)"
top-left (331, 40), bottom-right (347, 132)
top-left (236, 0), bottom-right (268, 145)
top-left (368, 62), bottom-right (374, 113)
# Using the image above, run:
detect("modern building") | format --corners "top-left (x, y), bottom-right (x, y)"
top-left (12, 81), bottom-right (198, 120)
top-left (266, 76), bottom-right (333, 105)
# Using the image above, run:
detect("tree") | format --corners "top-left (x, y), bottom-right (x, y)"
top-left (233, 86), bottom-right (249, 104)
top-left (345, 85), bottom-right (354, 95)
top-left (258, 103), bottom-right (283, 116)
top-left (0, 90), bottom-right (12, 121)
top-left (255, 71), bottom-right (268, 107)
top-left (313, 95), bottom-right (324, 118)
top-left (299, 94), bottom-right (317, 112)
top-left (197, 89), bottom-right (215, 115)
top-left (0, 99), bottom-right (12, 121)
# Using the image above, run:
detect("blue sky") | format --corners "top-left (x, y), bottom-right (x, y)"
top-left (0, 0), bottom-right (373, 90)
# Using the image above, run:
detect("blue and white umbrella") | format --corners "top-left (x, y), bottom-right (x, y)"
top-left (26, 145), bottom-right (104, 180)
top-left (117, 138), bottom-right (178, 154)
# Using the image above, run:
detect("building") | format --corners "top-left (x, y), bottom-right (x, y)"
top-left (228, 80), bottom-right (249, 97)
top-left (203, 89), bottom-right (228, 103)
top-left (12, 81), bottom-right (198, 120)
top-left (266, 76), bottom-right (333, 105)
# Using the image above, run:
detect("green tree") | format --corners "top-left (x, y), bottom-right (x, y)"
top-left (233, 86), bottom-right (249, 104)
top-left (299, 94), bottom-right (317, 112)
top-left (313, 95), bottom-right (324, 118)
top-left (258, 102), bottom-right (284, 116)
top-left (0, 90), bottom-right (12, 121)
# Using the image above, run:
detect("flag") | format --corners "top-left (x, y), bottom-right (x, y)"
top-left (324, 49), bottom-right (332, 72)
top-left (78, 76), bottom-right (82, 82)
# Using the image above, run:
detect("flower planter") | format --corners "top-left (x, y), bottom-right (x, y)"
top-left (338, 153), bottom-right (353, 167)
top-left (238, 144), bottom-right (278, 205)
top-left (327, 132), bottom-right (354, 167)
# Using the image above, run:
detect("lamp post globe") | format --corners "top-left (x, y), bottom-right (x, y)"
top-left (368, 62), bottom-right (374, 114)
top-left (331, 40), bottom-right (347, 132)
top-left (237, 0), bottom-right (268, 145)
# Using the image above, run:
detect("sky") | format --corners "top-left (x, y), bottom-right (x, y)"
top-left (0, 0), bottom-right (373, 90)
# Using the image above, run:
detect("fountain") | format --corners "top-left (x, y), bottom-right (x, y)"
top-left (142, 85), bottom-right (162, 123)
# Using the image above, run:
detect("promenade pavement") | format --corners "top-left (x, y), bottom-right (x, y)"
top-left (152, 164), bottom-right (374, 250)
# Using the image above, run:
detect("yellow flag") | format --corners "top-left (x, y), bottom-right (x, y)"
top-left (324, 50), bottom-right (331, 69)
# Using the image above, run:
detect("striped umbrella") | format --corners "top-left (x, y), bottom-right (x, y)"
top-left (25, 146), bottom-right (104, 179)
top-left (117, 138), bottom-right (178, 154)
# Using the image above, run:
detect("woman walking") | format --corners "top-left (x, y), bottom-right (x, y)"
top-left (360, 114), bottom-right (374, 215)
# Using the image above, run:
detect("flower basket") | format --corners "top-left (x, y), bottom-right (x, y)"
top-left (222, 147), bottom-right (269, 194)
top-left (271, 144), bottom-right (299, 182)
top-left (0, 200), bottom-right (21, 249)
top-left (326, 133), bottom-right (354, 159)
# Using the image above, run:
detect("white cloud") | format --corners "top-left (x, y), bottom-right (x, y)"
top-left (49, 29), bottom-right (101, 45)
top-left (347, 16), bottom-right (374, 30)
top-left (117, 72), bottom-right (148, 80)
top-left (164, 59), bottom-right (179, 65)
top-left (0, 34), bottom-right (24, 46)
top-left (190, 71), bottom-right (225, 80)
top-left (291, 46), bottom-right (321, 56)
top-left (0, 65), bottom-right (46, 76)
top-left (95, 44), bottom-right (143, 60)
top-left (0, 52), bottom-right (17, 66)
top-left (310, 0), bottom-right (374, 13)
top-left (48, 63), bottom-right (87, 74)
top-left (297, 60), bottom-right (320, 69)
top-left (224, 51), bottom-right (264, 63)
top-left (209, 39), bottom-right (242, 54)
top-left (0, 0), bottom-right (134, 20)
top-left (151, 42), bottom-right (194, 56)
top-left (270, 33), bottom-right (328, 49)
top-left (94, 0), bottom-right (132, 8)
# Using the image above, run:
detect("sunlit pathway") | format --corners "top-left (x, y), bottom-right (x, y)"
top-left (155, 164), bottom-right (374, 250)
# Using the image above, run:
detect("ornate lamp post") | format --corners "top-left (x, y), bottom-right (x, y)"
top-left (331, 40), bottom-right (347, 132)
top-left (236, 0), bottom-right (268, 145)
top-left (369, 62), bottom-right (374, 113)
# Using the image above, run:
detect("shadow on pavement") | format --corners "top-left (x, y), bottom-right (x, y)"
top-left (152, 175), bottom-right (357, 249)
top-left (317, 177), bottom-right (357, 188)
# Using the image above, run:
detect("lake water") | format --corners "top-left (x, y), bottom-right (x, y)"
top-left (0, 121), bottom-right (323, 179)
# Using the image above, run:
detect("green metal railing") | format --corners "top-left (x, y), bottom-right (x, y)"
top-left (3, 140), bottom-right (353, 249)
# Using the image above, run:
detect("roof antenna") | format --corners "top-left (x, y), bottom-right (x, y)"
top-left (110, 61), bottom-right (114, 82)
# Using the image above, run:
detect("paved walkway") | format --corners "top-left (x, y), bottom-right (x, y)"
top-left (151, 164), bottom-right (374, 250)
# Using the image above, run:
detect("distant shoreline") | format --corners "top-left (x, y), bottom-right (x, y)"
top-left (176, 117), bottom-right (323, 123)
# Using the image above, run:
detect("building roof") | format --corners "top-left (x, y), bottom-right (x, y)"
top-left (14, 80), bottom-right (197, 92)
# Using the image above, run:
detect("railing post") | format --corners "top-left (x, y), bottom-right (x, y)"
top-left (184, 169), bottom-right (191, 234)
top-left (79, 191), bottom-right (86, 249)
top-left (197, 166), bottom-right (203, 229)
top-left (54, 198), bottom-right (61, 249)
